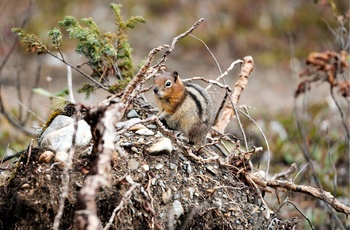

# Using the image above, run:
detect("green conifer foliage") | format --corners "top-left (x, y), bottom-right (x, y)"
top-left (12, 3), bottom-right (145, 97)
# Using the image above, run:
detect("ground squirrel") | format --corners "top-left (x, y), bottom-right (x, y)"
top-left (153, 71), bottom-right (214, 145)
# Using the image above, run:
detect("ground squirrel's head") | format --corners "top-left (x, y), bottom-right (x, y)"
top-left (153, 71), bottom-right (185, 99)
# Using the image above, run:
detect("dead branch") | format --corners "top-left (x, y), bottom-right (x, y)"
top-left (53, 105), bottom-right (79, 230)
top-left (120, 44), bottom-right (168, 104)
top-left (183, 76), bottom-right (232, 91)
top-left (206, 59), bottom-right (243, 90)
top-left (104, 175), bottom-right (140, 230)
top-left (0, 88), bottom-right (37, 136)
top-left (246, 172), bottom-right (350, 216)
top-left (155, 18), bottom-right (204, 66)
top-left (211, 56), bottom-right (254, 135)
top-left (75, 100), bottom-right (125, 229)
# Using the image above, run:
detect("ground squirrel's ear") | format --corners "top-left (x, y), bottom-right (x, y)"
top-left (173, 71), bottom-right (179, 82)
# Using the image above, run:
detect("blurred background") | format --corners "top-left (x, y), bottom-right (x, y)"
top-left (0, 0), bottom-right (349, 228)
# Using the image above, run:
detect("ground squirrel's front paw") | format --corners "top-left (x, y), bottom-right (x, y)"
top-left (174, 131), bottom-right (189, 143)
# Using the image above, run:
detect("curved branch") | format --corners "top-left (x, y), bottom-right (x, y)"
top-left (247, 172), bottom-right (350, 216)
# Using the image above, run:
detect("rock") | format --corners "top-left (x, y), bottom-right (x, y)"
top-left (188, 187), bottom-right (195, 199)
top-left (135, 128), bottom-right (154, 136)
top-left (115, 118), bottom-right (141, 130)
top-left (38, 151), bottom-right (55, 163)
top-left (129, 124), bottom-right (147, 131)
top-left (162, 188), bottom-right (172, 204)
top-left (39, 115), bottom-right (74, 143)
top-left (141, 164), bottom-right (150, 172)
top-left (146, 124), bottom-right (157, 129)
top-left (55, 151), bottom-right (68, 168)
top-left (155, 163), bottom-right (163, 170)
top-left (169, 163), bottom-right (177, 170)
top-left (128, 158), bottom-right (140, 170)
top-left (40, 118), bottom-right (92, 152)
top-left (172, 200), bottom-right (184, 219)
top-left (126, 109), bottom-right (139, 118)
top-left (147, 138), bottom-right (172, 154)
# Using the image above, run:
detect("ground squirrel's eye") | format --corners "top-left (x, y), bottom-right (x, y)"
top-left (165, 80), bottom-right (172, 87)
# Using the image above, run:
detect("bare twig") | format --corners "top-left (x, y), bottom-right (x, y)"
top-left (276, 198), bottom-right (314, 230)
top-left (206, 59), bottom-right (243, 90)
top-left (25, 138), bottom-right (33, 166)
top-left (53, 105), bottom-right (79, 230)
top-left (247, 172), bottom-right (350, 215)
top-left (120, 44), bottom-right (168, 103)
top-left (46, 51), bottom-right (108, 91)
top-left (155, 18), bottom-right (204, 66)
top-left (189, 34), bottom-right (222, 75)
top-left (236, 107), bottom-right (271, 178)
top-left (0, 86), bottom-right (36, 136)
top-left (104, 175), bottom-right (140, 230)
top-left (183, 76), bottom-right (232, 91)
top-left (211, 56), bottom-right (253, 135)
top-left (0, 0), bottom-right (33, 74)
top-left (66, 65), bottom-right (75, 103)
top-left (75, 100), bottom-right (125, 230)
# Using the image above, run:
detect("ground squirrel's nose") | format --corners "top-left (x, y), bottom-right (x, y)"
top-left (153, 87), bottom-right (158, 94)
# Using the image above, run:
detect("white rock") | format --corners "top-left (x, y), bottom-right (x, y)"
top-left (39, 115), bottom-right (74, 142)
top-left (155, 163), bottom-right (163, 170)
top-left (55, 151), bottom-right (68, 168)
top-left (135, 128), bottom-right (154, 136)
top-left (40, 119), bottom-right (92, 152)
top-left (147, 138), bottom-right (172, 154)
top-left (142, 164), bottom-right (150, 172)
top-left (162, 188), bottom-right (172, 204)
top-left (126, 109), bottom-right (139, 118)
top-left (128, 158), bottom-right (140, 170)
top-left (172, 200), bottom-right (184, 219)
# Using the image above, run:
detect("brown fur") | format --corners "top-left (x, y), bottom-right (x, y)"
top-left (153, 71), bottom-right (214, 145)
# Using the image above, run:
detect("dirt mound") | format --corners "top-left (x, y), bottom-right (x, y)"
top-left (0, 98), bottom-right (298, 229)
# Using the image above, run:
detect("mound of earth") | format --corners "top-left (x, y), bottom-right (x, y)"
top-left (0, 97), bottom-right (298, 229)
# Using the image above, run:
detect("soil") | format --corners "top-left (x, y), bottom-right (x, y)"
top-left (0, 98), bottom-right (299, 230)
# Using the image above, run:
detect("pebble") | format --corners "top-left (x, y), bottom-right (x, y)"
top-left (115, 118), bottom-right (141, 130)
top-left (38, 151), bottom-right (55, 163)
top-left (169, 163), bottom-right (177, 170)
top-left (155, 163), bottom-right (163, 170)
top-left (172, 200), bottom-right (184, 219)
top-left (128, 158), bottom-right (140, 170)
top-left (126, 109), bottom-right (139, 118)
top-left (131, 147), bottom-right (138, 153)
top-left (146, 124), bottom-right (157, 129)
top-left (135, 128), bottom-right (154, 136)
top-left (129, 124), bottom-right (147, 131)
top-left (54, 151), bottom-right (69, 168)
top-left (21, 183), bottom-right (31, 189)
top-left (206, 165), bottom-right (218, 175)
top-left (162, 188), bottom-right (172, 204)
top-left (154, 131), bottom-right (163, 137)
top-left (188, 187), bottom-right (195, 199)
top-left (147, 138), bottom-right (172, 154)
top-left (186, 162), bottom-right (193, 174)
top-left (141, 164), bottom-right (150, 172)
top-left (151, 178), bottom-right (157, 186)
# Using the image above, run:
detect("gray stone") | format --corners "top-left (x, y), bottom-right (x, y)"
top-left (147, 138), bottom-right (172, 154)
top-left (40, 118), bottom-right (92, 152)
top-left (135, 128), bottom-right (154, 136)
top-left (126, 109), bottom-right (139, 118)
top-left (162, 188), bottom-right (172, 204)
top-left (128, 158), bottom-right (140, 170)
top-left (172, 200), bottom-right (184, 219)
top-left (39, 115), bottom-right (74, 143)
